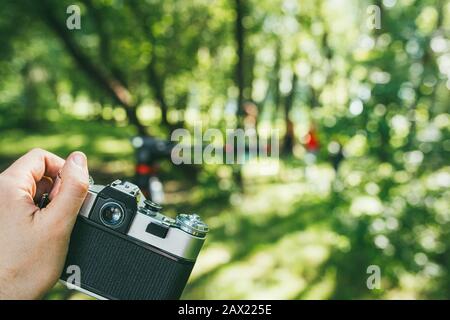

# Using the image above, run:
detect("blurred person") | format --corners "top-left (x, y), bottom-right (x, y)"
top-left (0, 149), bottom-right (89, 299)
top-left (304, 124), bottom-right (320, 165)
top-left (305, 125), bottom-right (320, 153)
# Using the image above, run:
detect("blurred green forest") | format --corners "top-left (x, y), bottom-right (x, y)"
top-left (0, 0), bottom-right (449, 299)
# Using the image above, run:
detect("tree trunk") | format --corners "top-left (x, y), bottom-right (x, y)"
top-left (283, 72), bottom-right (297, 155)
top-left (128, 2), bottom-right (172, 133)
top-left (233, 0), bottom-right (246, 189)
top-left (234, 0), bottom-right (245, 126)
top-left (147, 61), bottom-right (171, 130)
top-left (21, 63), bottom-right (39, 130)
top-left (272, 42), bottom-right (281, 124)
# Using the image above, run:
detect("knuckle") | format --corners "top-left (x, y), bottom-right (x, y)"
top-left (29, 147), bottom-right (45, 156)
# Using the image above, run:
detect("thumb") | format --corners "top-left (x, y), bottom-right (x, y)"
top-left (45, 151), bottom-right (89, 227)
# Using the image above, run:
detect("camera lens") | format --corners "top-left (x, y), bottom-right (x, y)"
top-left (100, 202), bottom-right (125, 227)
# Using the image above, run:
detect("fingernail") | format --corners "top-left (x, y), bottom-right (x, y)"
top-left (71, 151), bottom-right (87, 168)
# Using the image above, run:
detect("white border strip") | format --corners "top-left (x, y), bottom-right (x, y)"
top-left (59, 280), bottom-right (108, 300)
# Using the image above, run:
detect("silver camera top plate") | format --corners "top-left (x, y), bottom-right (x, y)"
top-left (77, 180), bottom-right (208, 261)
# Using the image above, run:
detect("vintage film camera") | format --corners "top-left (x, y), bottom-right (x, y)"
top-left (59, 179), bottom-right (208, 300)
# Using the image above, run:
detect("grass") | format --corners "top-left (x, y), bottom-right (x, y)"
top-left (1, 122), bottom-right (448, 300)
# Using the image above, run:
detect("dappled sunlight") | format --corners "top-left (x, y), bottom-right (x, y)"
top-left (240, 182), bottom-right (308, 217)
top-left (0, 123), bottom-right (135, 177)
top-left (181, 173), bottom-right (344, 299)
top-left (184, 229), bottom-right (341, 299)
top-left (190, 244), bottom-right (232, 281)
top-left (299, 269), bottom-right (336, 299)
top-left (87, 158), bottom-right (134, 182)
top-left (304, 164), bottom-right (335, 194)
top-left (350, 196), bottom-right (384, 216)
top-left (0, 132), bottom-right (87, 157)
top-left (93, 138), bottom-right (133, 156)
top-left (385, 272), bottom-right (431, 299)
top-left (242, 158), bottom-right (281, 180)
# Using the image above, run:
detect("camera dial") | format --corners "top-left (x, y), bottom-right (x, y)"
top-left (176, 214), bottom-right (209, 237)
top-left (100, 202), bottom-right (125, 227)
top-left (139, 199), bottom-right (162, 217)
top-left (144, 199), bottom-right (162, 212)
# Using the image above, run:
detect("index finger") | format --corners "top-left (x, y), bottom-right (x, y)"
top-left (2, 148), bottom-right (65, 183)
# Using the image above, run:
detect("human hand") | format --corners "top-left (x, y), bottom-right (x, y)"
top-left (0, 148), bottom-right (89, 299)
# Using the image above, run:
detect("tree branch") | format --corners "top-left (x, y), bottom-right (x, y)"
top-left (127, 2), bottom-right (172, 130)
top-left (38, 0), bottom-right (146, 135)
top-left (81, 0), bottom-right (128, 88)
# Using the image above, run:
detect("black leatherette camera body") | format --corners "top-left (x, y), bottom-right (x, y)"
top-left (61, 217), bottom-right (194, 300)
